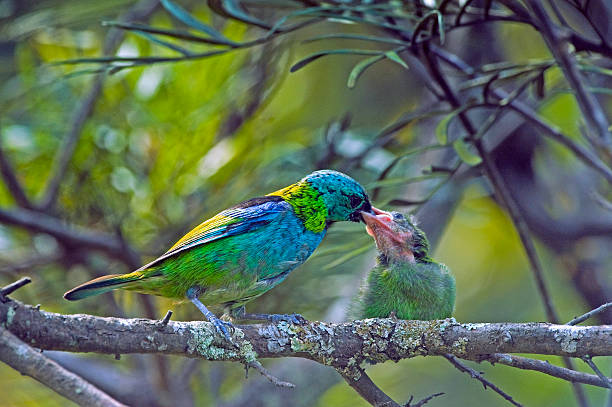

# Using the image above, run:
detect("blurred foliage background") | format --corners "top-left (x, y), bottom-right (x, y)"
top-left (1, 0), bottom-right (611, 406)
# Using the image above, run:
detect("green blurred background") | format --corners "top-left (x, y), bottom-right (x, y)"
top-left (1, 0), bottom-right (611, 406)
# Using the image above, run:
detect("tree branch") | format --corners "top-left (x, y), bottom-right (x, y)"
top-left (525, 0), bottom-right (612, 147)
top-left (0, 326), bottom-right (126, 407)
top-left (483, 353), bottom-right (612, 389)
top-left (40, 0), bottom-right (160, 210)
top-left (338, 367), bottom-right (400, 407)
top-left (0, 131), bottom-right (33, 209)
top-left (443, 353), bottom-right (522, 407)
top-left (1, 298), bottom-right (611, 365)
top-left (0, 206), bottom-right (139, 268)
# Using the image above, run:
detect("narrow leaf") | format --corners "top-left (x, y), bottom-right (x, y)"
top-left (303, 33), bottom-right (406, 45)
top-left (452, 139), bottom-right (482, 166)
top-left (103, 21), bottom-right (235, 46)
top-left (347, 55), bottom-right (385, 88)
top-left (133, 31), bottom-right (192, 56)
top-left (435, 112), bottom-right (455, 145)
top-left (384, 51), bottom-right (408, 69)
top-left (161, 0), bottom-right (228, 41)
top-left (290, 49), bottom-right (381, 73)
top-left (208, 0), bottom-right (270, 29)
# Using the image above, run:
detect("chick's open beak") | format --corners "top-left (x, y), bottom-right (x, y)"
top-left (372, 206), bottom-right (390, 216)
top-left (360, 209), bottom-right (393, 238)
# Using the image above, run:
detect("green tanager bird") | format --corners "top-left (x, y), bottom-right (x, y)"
top-left (357, 210), bottom-right (455, 320)
top-left (65, 170), bottom-right (376, 341)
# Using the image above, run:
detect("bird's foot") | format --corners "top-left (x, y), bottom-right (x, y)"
top-left (209, 315), bottom-right (235, 344)
top-left (188, 291), bottom-right (236, 346)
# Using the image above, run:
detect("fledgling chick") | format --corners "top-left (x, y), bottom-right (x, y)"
top-left (357, 210), bottom-right (455, 320)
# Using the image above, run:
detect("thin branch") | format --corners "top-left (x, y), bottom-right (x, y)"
top-left (581, 356), bottom-right (612, 389)
top-left (338, 367), bottom-right (400, 407)
top-left (443, 354), bottom-right (523, 407)
top-left (40, 0), bottom-right (160, 210)
top-left (0, 131), bottom-right (33, 209)
top-left (525, 0), bottom-right (611, 147)
top-left (567, 303), bottom-right (612, 326)
top-left (0, 327), bottom-right (126, 407)
top-left (0, 277), bottom-right (31, 301)
top-left (483, 353), bottom-right (612, 389)
top-left (431, 47), bottom-right (612, 185)
top-left (406, 392), bottom-right (445, 407)
top-left (0, 206), bottom-right (140, 268)
top-left (247, 360), bottom-right (295, 388)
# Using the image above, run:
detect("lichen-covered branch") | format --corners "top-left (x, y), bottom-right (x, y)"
top-left (1, 298), bottom-right (611, 368)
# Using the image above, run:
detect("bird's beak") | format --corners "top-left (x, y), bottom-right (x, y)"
top-left (372, 206), bottom-right (390, 216)
top-left (360, 209), bottom-right (393, 238)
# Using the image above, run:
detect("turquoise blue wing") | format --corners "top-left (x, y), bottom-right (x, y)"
top-left (137, 196), bottom-right (290, 270)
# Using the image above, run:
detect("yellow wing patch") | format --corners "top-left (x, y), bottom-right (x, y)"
top-left (167, 213), bottom-right (240, 252)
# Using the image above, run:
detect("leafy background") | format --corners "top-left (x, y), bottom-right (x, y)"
top-left (0, 0), bottom-right (611, 406)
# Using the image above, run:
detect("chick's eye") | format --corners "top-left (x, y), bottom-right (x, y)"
top-left (393, 213), bottom-right (404, 220)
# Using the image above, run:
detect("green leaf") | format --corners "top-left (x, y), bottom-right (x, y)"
top-left (303, 33), bottom-right (406, 45)
top-left (384, 51), bottom-right (408, 69)
top-left (347, 54), bottom-right (384, 88)
top-left (161, 0), bottom-right (228, 41)
top-left (208, 0), bottom-right (270, 29)
top-left (132, 31), bottom-right (193, 56)
top-left (102, 21), bottom-right (235, 46)
top-left (290, 49), bottom-right (381, 73)
top-left (579, 64), bottom-right (612, 77)
top-left (452, 139), bottom-right (482, 166)
top-left (435, 112), bottom-right (453, 145)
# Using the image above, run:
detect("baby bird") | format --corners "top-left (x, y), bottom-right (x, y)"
top-left (358, 210), bottom-right (455, 320)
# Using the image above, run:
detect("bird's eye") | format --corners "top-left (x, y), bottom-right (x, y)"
top-left (349, 195), bottom-right (363, 209)
top-left (392, 212), bottom-right (404, 220)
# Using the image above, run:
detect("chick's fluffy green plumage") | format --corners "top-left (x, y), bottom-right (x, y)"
top-left (358, 212), bottom-right (455, 320)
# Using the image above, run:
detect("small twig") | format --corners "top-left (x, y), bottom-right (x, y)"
top-left (0, 327), bottom-right (126, 407)
top-left (525, 0), bottom-right (612, 147)
top-left (0, 131), bottom-right (33, 209)
top-left (443, 354), bottom-right (523, 407)
top-left (590, 191), bottom-right (612, 213)
top-left (157, 310), bottom-right (173, 329)
top-left (405, 392), bottom-right (444, 407)
top-left (485, 353), bottom-right (612, 388)
top-left (0, 277), bottom-right (31, 302)
top-left (247, 360), bottom-right (295, 388)
top-left (582, 356), bottom-right (612, 390)
top-left (338, 367), bottom-right (400, 407)
top-left (0, 207), bottom-right (139, 267)
top-left (40, 0), bottom-right (160, 210)
top-left (567, 303), bottom-right (612, 326)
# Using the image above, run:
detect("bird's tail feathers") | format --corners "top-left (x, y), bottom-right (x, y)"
top-left (64, 272), bottom-right (143, 301)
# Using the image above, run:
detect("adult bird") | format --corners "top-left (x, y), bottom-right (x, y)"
top-left (65, 170), bottom-right (375, 341)
top-left (357, 210), bottom-right (455, 320)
